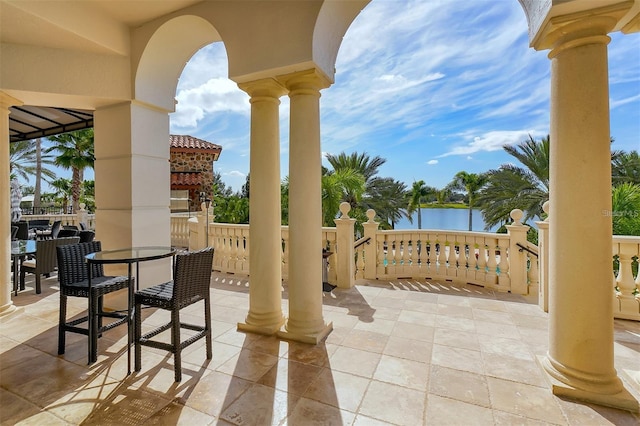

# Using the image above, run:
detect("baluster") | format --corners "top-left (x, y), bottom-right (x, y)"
top-left (497, 237), bottom-right (510, 290)
top-left (377, 234), bottom-right (387, 278)
top-left (475, 237), bottom-right (487, 283)
top-left (426, 236), bottom-right (436, 277)
top-left (327, 236), bottom-right (338, 284)
top-left (434, 235), bottom-right (445, 277)
top-left (486, 239), bottom-right (498, 286)
top-left (445, 235), bottom-right (458, 278)
top-left (614, 241), bottom-right (640, 319)
top-left (400, 234), bottom-right (409, 276)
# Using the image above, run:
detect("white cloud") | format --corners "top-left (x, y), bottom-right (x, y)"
top-left (225, 170), bottom-right (245, 178)
top-left (171, 76), bottom-right (248, 129)
top-left (427, 160), bottom-right (438, 165)
top-left (439, 130), bottom-right (540, 157)
top-left (611, 93), bottom-right (640, 109)
top-left (466, 156), bottom-right (473, 160)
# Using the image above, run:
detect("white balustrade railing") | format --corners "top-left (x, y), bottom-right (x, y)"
top-left (21, 213), bottom-right (95, 230)
top-left (170, 215), bottom-right (190, 248)
top-left (612, 235), bottom-right (640, 321)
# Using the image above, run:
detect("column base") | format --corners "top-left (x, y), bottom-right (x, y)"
top-left (237, 317), bottom-right (285, 336)
top-left (277, 321), bottom-right (333, 345)
top-left (0, 304), bottom-right (20, 318)
top-left (537, 355), bottom-right (640, 413)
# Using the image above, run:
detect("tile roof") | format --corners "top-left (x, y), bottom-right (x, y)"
top-left (170, 134), bottom-right (222, 152)
top-left (171, 172), bottom-right (202, 186)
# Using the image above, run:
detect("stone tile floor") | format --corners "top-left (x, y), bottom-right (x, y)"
top-left (1, 271), bottom-right (639, 425)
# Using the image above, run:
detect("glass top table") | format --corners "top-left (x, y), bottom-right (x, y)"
top-left (85, 245), bottom-right (177, 373)
top-left (11, 240), bottom-right (36, 295)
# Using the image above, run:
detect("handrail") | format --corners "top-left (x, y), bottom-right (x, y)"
top-left (354, 236), bottom-right (371, 250)
top-left (517, 242), bottom-right (538, 257)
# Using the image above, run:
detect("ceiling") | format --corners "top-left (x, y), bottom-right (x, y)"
top-left (9, 106), bottom-right (93, 143)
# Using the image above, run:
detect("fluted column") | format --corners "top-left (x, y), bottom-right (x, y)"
top-left (541, 16), bottom-right (638, 411)
top-left (0, 92), bottom-right (21, 317)
top-left (237, 78), bottom-right (286, 335)
top-left (278, 69), bottom-right (333, 344)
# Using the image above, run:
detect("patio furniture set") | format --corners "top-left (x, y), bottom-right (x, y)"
top-left (9, 225), bottom-right (215, 382)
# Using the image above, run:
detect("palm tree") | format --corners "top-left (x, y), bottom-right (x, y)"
top-left (448, 171), bottom-right (489, 231)
top-left (49, 178), bottom-right (72, 213)
top-left (407, 180), bottom-right (435, 229)
top-left (478, 135), bottom-right (550, 229)
top-left (611, 183), bottom-right (640, 235)
top-left (364, 177), bottom-right (409, 229)
top-left (612, 150), bottom-right (640, 186)
top-left (325, 152), bottom-right (386, 209)
top-left (9, 139), bottom-right (56, 184)
top-left (321, 168), bottom-right (365, 226)
top-left (47, 129), bottom-right (95, 213)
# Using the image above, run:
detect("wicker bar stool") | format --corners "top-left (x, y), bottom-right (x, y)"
top-left (134, 248), bottom-right (214, 382)
top-left (57, 241), bottom-right (133, 364)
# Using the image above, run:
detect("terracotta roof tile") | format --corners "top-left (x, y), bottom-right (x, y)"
top-left (170, 134), bottom-right (222, 152)
top-left (171, 172), bottom-right (202, 186)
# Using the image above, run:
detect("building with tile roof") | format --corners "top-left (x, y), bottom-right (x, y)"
top-left (170, 134), bottom-right (222, 212)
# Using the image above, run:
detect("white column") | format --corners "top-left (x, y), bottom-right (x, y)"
top-left (278, 69), bottom-right (333, 344)
top-left (94, 101), bottom-right (173, 307)
top-left (0, 92), bottom-right (22, 317)
top-left (237, 79), bottom-right (286, 335)
top-left (541, 17), bottom-right (638, 411)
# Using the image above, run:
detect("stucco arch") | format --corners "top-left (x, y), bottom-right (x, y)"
top-left (134, 15), bottom-right (222, 111)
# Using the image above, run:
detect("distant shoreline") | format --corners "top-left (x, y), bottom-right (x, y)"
top-left (420, 203), bottom-right (468, 209)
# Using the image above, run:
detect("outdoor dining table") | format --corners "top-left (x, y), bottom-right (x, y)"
top-left (11, 239), bottom-right (36, 295)
top-left (85, 246), bottom-right (176, 374)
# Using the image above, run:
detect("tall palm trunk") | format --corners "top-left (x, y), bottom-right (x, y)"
top-left (34, 138), bottom-right (42, 211)
top-left (72, 167), bottom-right (81, 213)
top-left (417, 208), bottom-right (422, 229)
top-left (468, 207), bottom-right (473, 231)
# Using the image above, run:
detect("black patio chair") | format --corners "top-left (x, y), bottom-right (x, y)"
top-left (135, 247), bottom-right (214, 382)
top-left (57, 241), bottom-right (133, 364)
top-left (57, 228), bottom-right (80, 238)
top-left (11, 226), bottom-right (18, 240)
top-left (78, 230), bottom-right (95, 243)
top-left (20, 237), bottom-right (80, 293)
top-left (12, 221), bottom-right (29, 240)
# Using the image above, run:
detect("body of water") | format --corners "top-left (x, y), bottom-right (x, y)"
top-left (394, 208), bottom-right (499, 232)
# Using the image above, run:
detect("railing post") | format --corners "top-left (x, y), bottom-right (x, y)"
top-left (334, 202), bottom-right (355, 288)
top-left (506, 209), bottom-right (530, 294)
top-left (76, 203), bottom-right (88, 229)
top-left (536, 201), bottom-right (550, 312)
top-left (362, 209), bottom-right (379, 280)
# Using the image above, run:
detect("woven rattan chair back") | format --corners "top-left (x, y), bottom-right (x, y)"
top-left (57, 241), bottom-right (131, 364)
top-left (135, 247), bottom-right (214, 381)
top-left (20, 237), bottom-right (80, 293)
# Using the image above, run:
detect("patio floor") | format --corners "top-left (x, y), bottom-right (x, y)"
top-left (1, 271), bottom-right (639, 425)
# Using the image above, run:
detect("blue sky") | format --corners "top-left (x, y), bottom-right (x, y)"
top-left (169, 1), bottom-right (639, 194)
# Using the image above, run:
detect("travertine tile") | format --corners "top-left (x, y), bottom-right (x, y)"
top-left (428, 365), bottom-right (490, 407)
top-left (373, 354), bottom-right (430, 391)
top-left (257, 358), bottom-right (322, 395)
top-left (328, 346), bottom-right (381, 378)
top-left (341, 328), bottom-right (389, 353)
top-left (180, 370), bottom-right (252, 417)
top-left (433, 328), bottom-right (480, 351)
top-left (383, 335), bottom-right (433, 363)
top-left (304, 369), bottom-right (370, 413)
top-left (216, 348), bottom-right (278, 382)
top-left (431, 344), bottom-right (484, 375)
top-left (482, 352), bottom-right (547, 387)
top-left (359, 380), bottom-right (426, 426)
top-left (219, 383), bottom-right (296, 426)
top-left (424, 394), bottom-right (494, 425)
top-left (287, 397), bottom-right (356, 425)
top-left (487, 376), bottom-right (566, 424)
top-left (391, 321), bottom-right (435, 342)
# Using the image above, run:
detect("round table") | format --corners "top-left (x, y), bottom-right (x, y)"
top-left (85, 246), bottom-right (176, 373)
